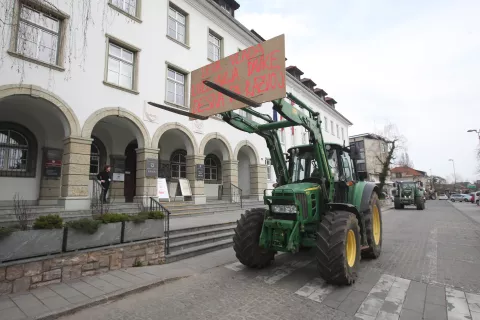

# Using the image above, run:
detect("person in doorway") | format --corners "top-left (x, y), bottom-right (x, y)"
top-left (97, 165), bottom-right (111, 203)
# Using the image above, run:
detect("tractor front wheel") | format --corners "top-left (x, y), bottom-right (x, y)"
top-left (362, 192), bottom-right (382, 259)
top-left (416, 197), bottom-right (425, 210)
top-left (233, 208), bottom-right (275, 268)
top-left (316, 210), bottom-right (361, 285)
top-left (394, 198), bottom-right (402, 209)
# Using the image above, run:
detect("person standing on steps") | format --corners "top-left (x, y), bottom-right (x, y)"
top-left (97, 165), bottom-right (112, 203)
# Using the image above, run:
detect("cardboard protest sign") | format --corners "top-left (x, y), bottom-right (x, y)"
top-left (189, 34), bottom-right (286, 118)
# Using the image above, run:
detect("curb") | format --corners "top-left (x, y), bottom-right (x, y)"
top-left (31, 275), bottom-right (190, 320)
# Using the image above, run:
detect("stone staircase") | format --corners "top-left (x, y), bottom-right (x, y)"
top-left (163, 199), bottom-right (267, 263)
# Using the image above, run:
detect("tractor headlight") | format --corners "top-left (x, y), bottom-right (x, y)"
top-left (271, 205), bottom-right (297, 214)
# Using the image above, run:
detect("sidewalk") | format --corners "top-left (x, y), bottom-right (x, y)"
top-left (1, 248), bottom-right (237, 320)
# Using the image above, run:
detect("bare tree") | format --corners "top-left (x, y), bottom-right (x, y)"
top-left (13, 192), bottom-right (34, 230)
top-left (397, 151), bottom-right (414, 167)
top-left (374, 122), bottom-right (407, 195)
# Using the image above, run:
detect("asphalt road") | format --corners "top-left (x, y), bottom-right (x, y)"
top-left (59, 200), bottom-right (480, 320)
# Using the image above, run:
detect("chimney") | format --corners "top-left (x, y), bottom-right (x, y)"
top-left (300, 78), bottom-right (316, 90)
top-left (286, 66), bottom-right (304, 80)
top-left (325, 97), bottom-right (337, 109)
top-left (313, 88), bottom-right (327, 100)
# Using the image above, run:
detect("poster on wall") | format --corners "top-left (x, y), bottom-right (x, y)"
top-left (157, 178), bottom-right (170, 201)
top-left (43, 148), bottom-right (63, 179)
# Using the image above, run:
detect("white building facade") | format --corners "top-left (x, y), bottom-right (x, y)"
top-left (0, 0), bottom-right (352, 209)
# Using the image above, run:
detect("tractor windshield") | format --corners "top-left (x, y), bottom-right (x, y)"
top-left (290, 150), bottom-right (318, 183)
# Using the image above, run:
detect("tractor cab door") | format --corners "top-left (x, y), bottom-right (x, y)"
top-left (327, 148), bottom-right (353, 203)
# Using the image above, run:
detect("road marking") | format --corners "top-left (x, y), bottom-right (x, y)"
top-left (422, 226), bottom-right (438, 284)
top-left (446, 287), bottom-right (471, 319)
top-left (355, 274), bottom-right (410, 319)
top-left (256, 259), bottom-right (312, 284)
top-left (295, 278), bottom-right (334, 303)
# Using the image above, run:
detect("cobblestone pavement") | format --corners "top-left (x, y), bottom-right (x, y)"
top-left (4, 201), bottom-right (480, 320)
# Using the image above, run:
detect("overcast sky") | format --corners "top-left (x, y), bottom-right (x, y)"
top-left (236, 0), bottom-right (480, 183)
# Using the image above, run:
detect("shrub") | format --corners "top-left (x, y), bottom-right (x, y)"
top-left (147, 211), bottom-right (165, 220)
top-left (33, 214), bottom-right (63, 229)
top-left (129, 211), bottom-right (165, 224)
top-left (99, 213), bottom-right (130, 224)
top-left (66, 218), bottom-right (102, 234)
top-left (0, 226), bottom-right (15, 239)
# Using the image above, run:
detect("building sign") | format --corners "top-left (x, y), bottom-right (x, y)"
top-left (189, 34), bottom-right (286, 118)
top-left (157, 178), bottom-right (170, 200)
top-left (112, 157), bottom-right (125, 174)
top-left (196, 164), bottom-right (205, 180)
top-left (178, 178), bottom-right (192, 197)
top-left (145, 158), bottom-right (158, 177)
top-left (43, 148), bottom-right (62, 178)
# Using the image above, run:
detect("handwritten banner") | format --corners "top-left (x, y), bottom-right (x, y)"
top-left (189, 34), bottom-right (286, 118)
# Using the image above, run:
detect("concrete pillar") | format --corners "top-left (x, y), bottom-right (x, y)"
top-left (222, 160), bottom-right (238, 199)
top-left (59, 136), bottom-right (92, 210)
top-left (250, 164), bottom-right (267, 201)
top-left (134, 148), bottom-right (159, 207)
top-left (186, 155), bottom-right (206, 204)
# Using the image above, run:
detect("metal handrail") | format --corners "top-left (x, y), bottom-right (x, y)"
top-left (230, 183), bottom-right (243, 208)
top-left (149, 197), bottom-right (172, 255)
top-left (91, 178), bottom-right (105, 215)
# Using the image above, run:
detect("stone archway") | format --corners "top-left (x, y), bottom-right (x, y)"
top-left (234, 140), bottom-right (265, 200)
top-left (82, 108), bottom-right (152, 203)
top-left (0, 84), bottom-right (81, 137)
top-left (152, 122), bottom-right (205, 203)
top-left (0, 84), bottom-right (83, 208)
top-left (200, 133), bottom-right (235, 200)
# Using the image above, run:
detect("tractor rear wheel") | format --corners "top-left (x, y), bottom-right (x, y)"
top-left (316, 210), bottom-right (361, 285)
top-left (394, 198), bottom-right (402, 209)
top-left (362, 192), bottom-right (382, 259)
top-left (233, 208), bottom-right (275, 268)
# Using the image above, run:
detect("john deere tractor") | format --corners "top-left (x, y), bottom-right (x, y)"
top-left (393, 181), bottom-right (425, 210)
top-left (149, 87), bottom-right (383, 286)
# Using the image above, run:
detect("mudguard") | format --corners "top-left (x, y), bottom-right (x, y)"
top-left (360, 182), bottom-right (379, 212)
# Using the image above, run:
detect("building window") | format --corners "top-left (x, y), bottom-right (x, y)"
top-left (111, 0), bottom-right (137, 16)
top-left (166, 67), bottom-right (186, 106)
top-left (89, 136), bottom-right (106, 176)
top-left (330, 121), bottom-right (334, 135)
top-left (168, 6), bottom-right (186, 43)
top-left (204, 155), bottom-right (219, 181)
top-left (356, 162), bottom-right (366, 172)
top-left (265, 158), bottom-right (272, 180)
top-left (16, 4), bottom-right (61, 65)
top-left (106, 41), bottom-right (135, 90)
top-left (324, 117), bottom-right (328, 132)
top-left (381, 143), bottom-right (387, 153)
top-left (0, 123), bottom-right (37, 177)
top-left (336, 124), bottom-right (339, 138)
top-left (208, 31), bottom-right (221, 61)
top-left (341, 128), bottom-right (344, 141)
top-left (170, 149), bottom-right (186, 179)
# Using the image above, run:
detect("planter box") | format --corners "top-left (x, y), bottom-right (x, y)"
top-left (123, 219), bottom-right (165, 243)
top-left (65, 222), bottom-right (122, 251)
top-left (0, 229), bottom-right (63, 262)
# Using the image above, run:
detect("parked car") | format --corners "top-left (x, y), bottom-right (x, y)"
top-left (438, 194), bottom-right (448, 200)
top-left (474, 192), bottom-right (480, 205)
top-left (450, 194), bottom-right (470, 202)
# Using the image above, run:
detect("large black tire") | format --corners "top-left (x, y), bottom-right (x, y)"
top-left (362, 192), bottom-right (382, 259)
top-left (394, 197), bottom-right (402, 209)
top-left (233, 208), bottom-right (275, 268)
top-left (316, 210), bottom-right (361, 285)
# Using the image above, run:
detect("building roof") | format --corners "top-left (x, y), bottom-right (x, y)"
top-left (301, 78), bottom-right (316, 86)
top-left (349, 133), bottom-right (389, 143)
top-left (314, 88), bottom-right (328, 96)
top-left (391, 166), bottom-right (425, 176)
top-left (286, 66), bottom-right (304, 76)
top-left (325, 97), bottom-right (337, 104)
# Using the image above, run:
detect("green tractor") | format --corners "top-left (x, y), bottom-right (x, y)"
top-left (393, 181), bottom-right (425, 210)
top-left (149, 88), bottom-right (383, 285)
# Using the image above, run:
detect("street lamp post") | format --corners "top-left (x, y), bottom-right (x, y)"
top-left (448, 159), bottom-right (456, 192)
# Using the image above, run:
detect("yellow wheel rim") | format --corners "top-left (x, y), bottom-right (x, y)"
top-left (373, 205), bottom-right (381, 245)
top-left (346, 229), bottom-right (356, 268)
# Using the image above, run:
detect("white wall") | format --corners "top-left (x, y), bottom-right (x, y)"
top-left (0, 0), bottom-right (352, 201)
